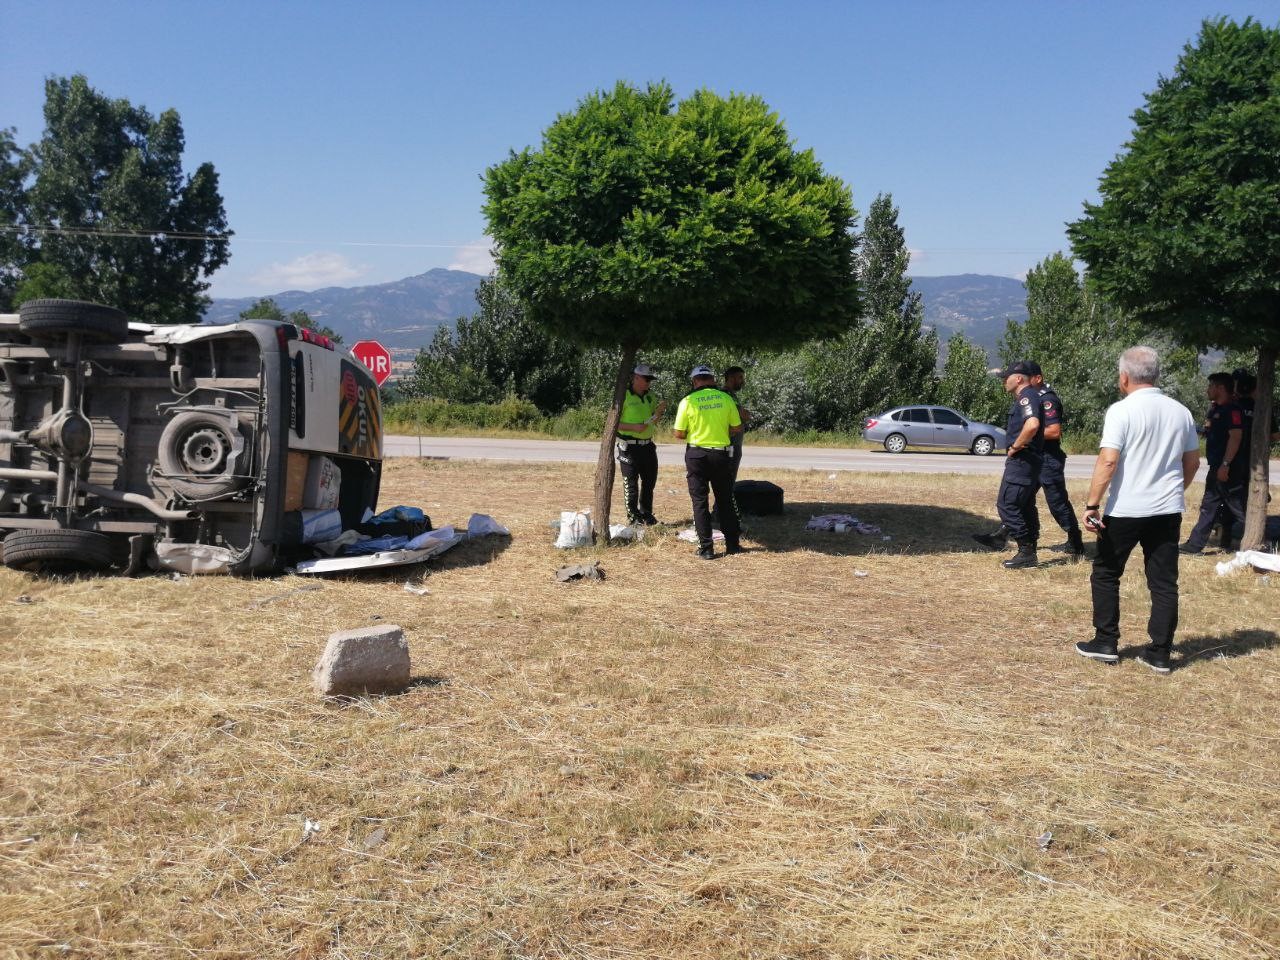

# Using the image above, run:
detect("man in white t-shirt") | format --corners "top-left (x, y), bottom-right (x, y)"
top-left (1075, 346), bottom-right (1200, 674)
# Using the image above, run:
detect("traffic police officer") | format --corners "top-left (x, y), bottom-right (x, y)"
top-left (1028, 362), bottom-right (1085, 559)
top-left (673, 365), bottom-right (743, 559)
top-left (972, 360), bottom-right (1044, 568)
top-left (616, 363), bottom-right (667, 525)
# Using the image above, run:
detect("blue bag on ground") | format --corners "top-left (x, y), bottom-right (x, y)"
top-left (357, 505), bottom-right (432, 539)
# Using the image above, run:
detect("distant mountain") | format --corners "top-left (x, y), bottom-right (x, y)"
top-left (909, 274), bottom-right (1027, 358)
top-left (204, 269), bottom-right (485, 350)
top-left (206, 270), bottom-right (1026, 359)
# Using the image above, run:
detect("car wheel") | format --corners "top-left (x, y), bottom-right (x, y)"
top-left (2, 529), bottom-right (116, 573)
top-left (158, 411), bottom-right (251, 501)
top-left (18, 299), bottom-right (128, 343)
top-left (884, 433), bottom-right (907, 454)
top-left (971, 436), bottom-right (995, 456)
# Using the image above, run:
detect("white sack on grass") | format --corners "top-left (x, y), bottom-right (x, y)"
top-left (1215, 550), bottom-right (1280, 576)
top-left (677, 528), bottom-right (724, 543)
top-left (555, 510), bottom-right (593, 549)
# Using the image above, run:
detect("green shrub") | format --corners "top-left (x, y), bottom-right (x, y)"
top-left (547, 406), bottom-right (605, 439)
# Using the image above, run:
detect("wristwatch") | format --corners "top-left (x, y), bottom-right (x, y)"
top-left (1086, 504), bottom-right (1100, 510)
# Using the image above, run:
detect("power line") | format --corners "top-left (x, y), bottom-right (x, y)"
top-left (0, 224), bottom-right (1053, 255)
top-left (0, 223), bottom-right (483, 249)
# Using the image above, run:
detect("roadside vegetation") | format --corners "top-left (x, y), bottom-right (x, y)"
top-left (2, 460), bottom-right (1276, 958)
top-left (381, 396), bottom-right (1114, 455)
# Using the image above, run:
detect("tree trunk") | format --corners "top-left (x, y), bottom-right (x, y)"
top-left (1240, 343), bottom-right (1277, 551)
top-left (592, 343), bottom-right (638, 543)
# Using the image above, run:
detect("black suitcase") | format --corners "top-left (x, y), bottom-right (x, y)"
top-left (734, 480), bottom-right (784, 515)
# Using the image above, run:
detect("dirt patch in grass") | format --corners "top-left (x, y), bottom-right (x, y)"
top-left (2, 461), bottom-right (1278, 958)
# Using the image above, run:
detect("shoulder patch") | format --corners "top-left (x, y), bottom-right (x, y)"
top-left (1231, 410), bottom-right (1243, 426)
top-left (1019, 396), bottom-right (1031, 406)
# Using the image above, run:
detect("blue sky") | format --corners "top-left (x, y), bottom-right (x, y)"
top-left (3, 1), bottom-right (1271, 298)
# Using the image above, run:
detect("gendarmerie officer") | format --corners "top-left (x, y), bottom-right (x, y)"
top-left (615, 363), bottom-right (667, 526)
top-left (972, 360), bottom-right (1044, 568)
top-left (1180, 372), bottom-right (1246, 554)
top-left (1029, 362), bottom-right (1085, 559)
top-left (672, 365), bottom-right (742, 559)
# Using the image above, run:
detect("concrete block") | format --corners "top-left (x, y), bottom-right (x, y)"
top-left (313, 624), bottom-right (410, 697)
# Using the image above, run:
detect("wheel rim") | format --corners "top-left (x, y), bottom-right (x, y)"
top-left (975, 438), bottom-right (992, 455)
top-left (887, 435), bottom-right (905, 453)
top-left (181, 427), bottom-right (231, 474)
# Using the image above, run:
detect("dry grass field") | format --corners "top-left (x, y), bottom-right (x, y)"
top-left (2, 459), bottom-right (1278, 959)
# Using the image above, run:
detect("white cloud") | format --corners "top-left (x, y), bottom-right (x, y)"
top-left (448, 239), bottom-right (495, 275)
top-left (907, 247), bottom-right (925, 268)
top-left (250, 252), bottom-right (365, 291)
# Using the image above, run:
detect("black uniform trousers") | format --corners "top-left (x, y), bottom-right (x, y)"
top-left (996, 455), bottom-right (1041, 544)
top-left (616, 440), bottom-right (658, 523)
top-left (1090, 513), bottom-right (1181, 653)
top-left (685, 446), bottom-right (741, 551)
top-left (723, 435), bottom-right (744, 525)
top-left (1039, 451), bottom-right (1079, 534)
top-left (1187, 470), bottom-right (1246, 549)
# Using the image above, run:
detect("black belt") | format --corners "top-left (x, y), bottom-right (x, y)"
top-left (688, 444), bottom-right (732, 452)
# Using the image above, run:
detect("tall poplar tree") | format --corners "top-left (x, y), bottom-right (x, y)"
top-left (8, 75), bottom-right (231, 322)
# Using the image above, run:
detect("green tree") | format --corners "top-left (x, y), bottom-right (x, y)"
top-left (999, 253), bottom-right (1139, 434)
top-left (10, 74), bottom-right (230, 322)
top-left (238, 297), bottom-right (343, 344)
top-left (804, 193), bottom-right (937, 429)
top-left (483, 81), bottom-right (859, 535)
top-left (935, 333), bottom-right (1005, 425)
top-left (1068, 17), bottom-right (1280, 548)
top-left (0, 128), bottom-right (32, 311)
top-left (403, 277), bottom-right (581, 411)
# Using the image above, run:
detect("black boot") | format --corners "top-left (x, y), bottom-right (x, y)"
top-left (1002, 541), bottom-right (1038, 569)
top-left (972, 524), bottom-right (1009, 551)
top-left (1067, 528), bottom-right (1086, 560)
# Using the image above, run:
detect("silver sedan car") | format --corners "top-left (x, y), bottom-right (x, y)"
top-left (862, 405), bottom-right (1007, 455)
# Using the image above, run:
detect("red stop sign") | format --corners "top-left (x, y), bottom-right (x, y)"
top-left (351, 340), bottom-right (392, 387)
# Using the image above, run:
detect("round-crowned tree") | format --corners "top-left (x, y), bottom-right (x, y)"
top-left (483, 81), bottom-right (859, 536)
top-left (1068, 18), bottom-right (1280, 549)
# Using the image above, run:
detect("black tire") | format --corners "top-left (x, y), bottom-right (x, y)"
top-left (158, 411), bottom-right (252, 501)
top-left (971, 435), bottom-right (995, 456)
top-left (2, 529), bottom-right (116, 573)
top-left (18, 299), bottom-right (129, 343)
top-left (884, 433), bottom-right (907, 454)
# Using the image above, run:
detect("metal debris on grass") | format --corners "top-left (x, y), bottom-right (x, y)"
top-left (556, 562), bottom-right (604, 583)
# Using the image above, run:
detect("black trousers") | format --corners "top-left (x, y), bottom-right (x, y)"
top-left (685, 446), bottom-right (740, 550)
top-left (1187, 471), bottom-right (1246, 548)
top-left (1039, 455), bottom-right (1079, 534)
top-left (1090, 513), bottom-right (1181, 652)
top-left (997, 474), bottom-right (1041, 544)
top-left (617, 441), bottom-right (658, 522)
top-left (724, 436), bottom-right (743, 525)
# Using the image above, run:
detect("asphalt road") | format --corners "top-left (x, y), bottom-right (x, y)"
top-left (385, 435), bottom-right (1269, 481)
